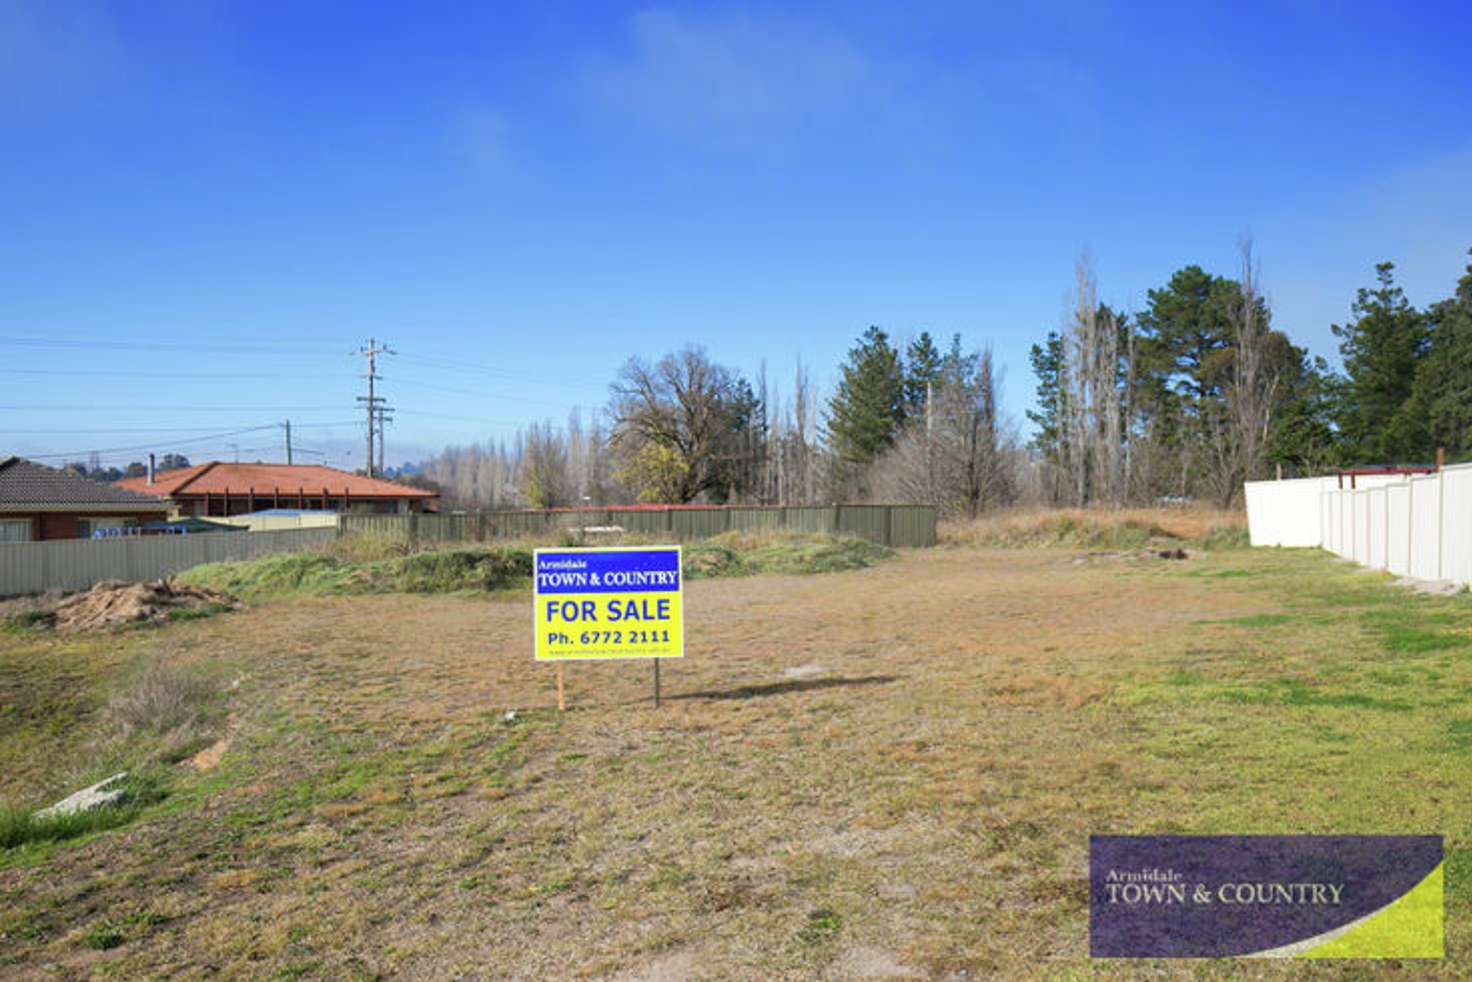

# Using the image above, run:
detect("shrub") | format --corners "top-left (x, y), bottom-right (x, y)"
top-left (393, 548), bottom-right (534, 593)
top-left (106, 660), bottom-right (214, 738)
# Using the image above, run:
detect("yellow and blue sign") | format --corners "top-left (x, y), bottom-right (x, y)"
top-left (533, 546), bottom-right (684, 661)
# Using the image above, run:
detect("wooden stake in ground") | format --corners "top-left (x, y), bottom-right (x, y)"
top-left (556, 664), bottom-right (566, 712)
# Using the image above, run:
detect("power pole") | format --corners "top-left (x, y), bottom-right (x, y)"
top-left (355, 337), bottom-right (395, 477)
top-left (282, 419), bottom-right (293, 465)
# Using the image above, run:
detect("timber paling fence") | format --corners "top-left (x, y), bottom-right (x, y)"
top-left (1, 504), bottom-right (936, 598)
top-left (1244, 462), bottom-right (1472, 586)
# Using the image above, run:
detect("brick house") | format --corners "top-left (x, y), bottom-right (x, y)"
top-left (0, 457), bottom-right (171, 542)
top-left (116, 461), bottom-right (438, 517)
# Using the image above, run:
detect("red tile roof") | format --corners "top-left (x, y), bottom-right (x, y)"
top-left (116, 462), bottom-right (437, 499)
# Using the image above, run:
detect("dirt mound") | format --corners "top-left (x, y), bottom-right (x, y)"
top-left (47, 579), bottom-right (241, 633)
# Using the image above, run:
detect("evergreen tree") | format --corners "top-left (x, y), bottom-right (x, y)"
top-left (1331, 262), bottom-right (1430, 463)
top-left (1026, 331), bottom-right (1066, 454)
top-left (902, 331), bottom-right (943, 419)
top-left (1264, 347), bottom-right (1340, 475)
top-left (825, 326), bottom-right (906, 463)
top-left (1408, 251), bottom-right (1472, 460)
top-left (1134, 265), bottom-right (1239, 404)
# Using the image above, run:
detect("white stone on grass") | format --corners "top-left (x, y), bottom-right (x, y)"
top-left (35, 773), bottom-right (128, 820)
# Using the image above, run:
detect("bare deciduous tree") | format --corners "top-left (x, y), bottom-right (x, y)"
top-left (608, 346), bottom-right (747, 503)
top-left (871, 344), bottom-right (1013, 516)
top-left (1206, 238), bottom-right (1281, 507)
top-left (1057, 253), bottom-right (1127, 506)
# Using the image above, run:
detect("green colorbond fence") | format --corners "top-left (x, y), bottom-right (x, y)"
top-left (2, 505), bottom-right (935, 597)
top-left (345, 505), bottom-right (936, 548)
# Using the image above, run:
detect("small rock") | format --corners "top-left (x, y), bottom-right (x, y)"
top-left (1394, 577), bottom-right (1463, 596)
top-left (35, 773), bottom-right (128, 820)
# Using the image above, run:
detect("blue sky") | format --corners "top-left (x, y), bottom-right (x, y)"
top-left (3, 1), bottom-right (1470, 470)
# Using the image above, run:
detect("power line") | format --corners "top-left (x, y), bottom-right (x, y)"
top-left (0, 368), bottom-right (358, 381)
top-left (0, 336), bottom-right (345, 356)
top-left (0, 404), bottom-right (351, 412)
top-left (396, 352), bottom-right (609, 388)
top-left (0, 420), bottom-right (361, 436)
top-left (385, 376), bottom-right (598, 410)
top-left (9, 421), bottom-right (364, 460)
top-left (18, 425), bottom-right (281, 460)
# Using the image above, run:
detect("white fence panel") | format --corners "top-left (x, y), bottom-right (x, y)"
top-left (1248, 468), bottom-right (1472, 586)
top-left (1386, 484), bottom-right (1411, 576)
top-left (1367, 487), bottom-right (1388, 570)
top-left (1244, 478), bottom-right (1330, 546)
top-left (1409, 476), bottom-right (1442, 580)
top-left (1353, 491), bottom-right (1369, 563)
top-left (1327, 492), bottom-right (1343, 556)
top-left (1442, 465), bottom-right (1472, 587)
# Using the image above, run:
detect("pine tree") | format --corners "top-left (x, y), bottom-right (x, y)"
top-left (1026, 331), bottom-right (1066, 454)
top-left (1331, 262), bottom-right (1430, 463)
top-left (1408, 251), bottom-right (1472, 460)
top-left (824, 326), bottom-right (906, 463)
top-left (902, 331), bottom-right (943, 419)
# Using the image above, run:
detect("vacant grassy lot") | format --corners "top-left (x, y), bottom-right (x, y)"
top-left (1, 538), bottom-right (1469, 977)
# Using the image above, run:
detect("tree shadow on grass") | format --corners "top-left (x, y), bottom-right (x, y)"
top-left (668, 675), bottom-right (901, 702)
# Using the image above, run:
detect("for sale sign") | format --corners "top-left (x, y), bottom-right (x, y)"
top-left (533, 546), bottom-right (684, 661)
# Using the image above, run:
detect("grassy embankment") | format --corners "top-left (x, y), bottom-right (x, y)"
top-left (173, 529), bottom-right (895, 602)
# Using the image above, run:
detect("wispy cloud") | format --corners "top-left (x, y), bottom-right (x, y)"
top-left (450, 106), bottom-right (518, 174)
top-left (575, 8), bottom-right (875, 149)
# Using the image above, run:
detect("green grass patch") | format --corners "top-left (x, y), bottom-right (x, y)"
top-left (1221, 612), bottom-right (1296, 627)
top-left (796, 907), bottom-right (842, 946)
top-left (0, 609), bottom-right (55, 635)
top-left (83, 922), bottom-right (124, 951)
top-left (0, 772), bottom-right (167, 853)
top-left (1361, 609), bottom-right (1471, 654)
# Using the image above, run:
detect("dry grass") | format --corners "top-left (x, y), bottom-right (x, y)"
top-left (106, 659), bottom-right (215, 738)
top-left (0, 543), bottom-right (1468, 977)
top-left (941, 505), bottom-right (1247, 549)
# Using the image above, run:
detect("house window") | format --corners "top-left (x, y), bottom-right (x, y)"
top-left (1, 519), bottom-right (32, 543)
top-left (80, 518), bottom-right (132, 539)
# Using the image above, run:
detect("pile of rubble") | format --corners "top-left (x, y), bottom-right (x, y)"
top-left (19, 579), bottom-right (241, 633)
